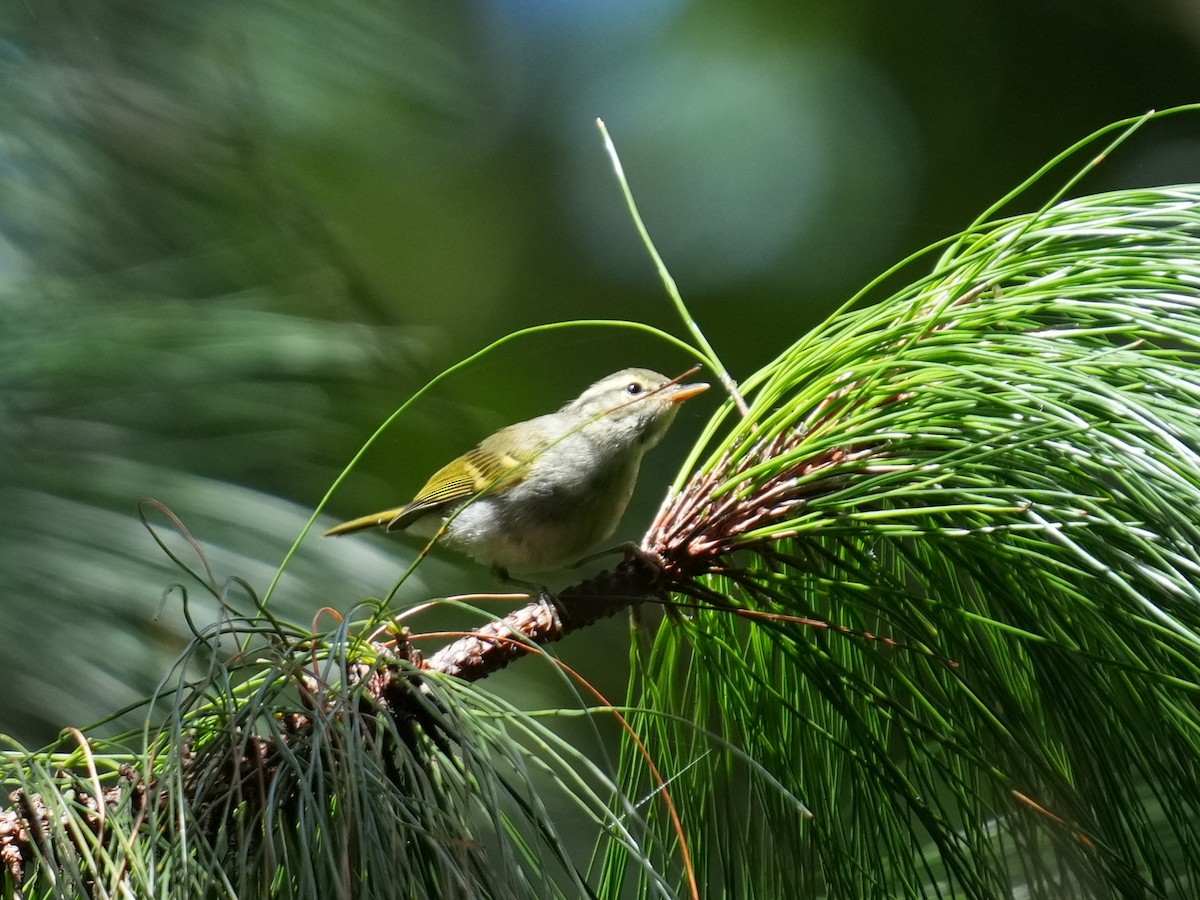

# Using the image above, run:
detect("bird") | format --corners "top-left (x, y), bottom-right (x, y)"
top-left (324, 368), bottom-right (708, 575)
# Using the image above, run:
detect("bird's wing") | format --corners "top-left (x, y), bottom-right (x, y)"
top-left (323, 420), bottom-right (554, 536)
top-left (386, 422), bottom-right (551, 530)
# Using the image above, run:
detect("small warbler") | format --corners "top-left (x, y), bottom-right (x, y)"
top-left (324, 368), bottom-right (708, 574)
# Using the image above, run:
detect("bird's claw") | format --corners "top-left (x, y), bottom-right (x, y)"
top-left (538, 585), bottom-right (567, 630)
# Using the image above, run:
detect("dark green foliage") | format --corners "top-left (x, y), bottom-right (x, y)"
top-left (614, 184), bottom-right (1200, 897)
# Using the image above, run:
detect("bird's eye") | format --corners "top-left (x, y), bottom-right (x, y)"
top-left (625, 381), bottom-right (644, 395)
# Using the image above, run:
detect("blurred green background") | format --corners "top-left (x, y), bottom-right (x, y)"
top-left (2, 0), bottom-right (1200, 746)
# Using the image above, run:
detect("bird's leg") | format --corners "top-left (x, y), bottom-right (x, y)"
top-left (573, 541), bottom-right (666, 575)
top-left (491, 565), bottom-right (566, 630)
top-left (621, 541), bottom-right (668, 573)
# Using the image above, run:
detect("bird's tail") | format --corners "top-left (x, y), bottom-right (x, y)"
top-left (323, 507), bottom-right (409, 537)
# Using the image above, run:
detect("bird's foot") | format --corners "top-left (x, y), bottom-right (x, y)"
top-left (537, 585), bottom-right (567, 631)
top-left (491, 565), bottom-right (566, 630)
top-left (571, 541), bottom-right (665, 574)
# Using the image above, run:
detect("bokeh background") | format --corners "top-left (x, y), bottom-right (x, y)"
top-left (3, 0), bottom-right (1200, 746)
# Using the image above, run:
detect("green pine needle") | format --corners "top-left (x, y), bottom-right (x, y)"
top-left (624, 183), bottom-right (1200, 897)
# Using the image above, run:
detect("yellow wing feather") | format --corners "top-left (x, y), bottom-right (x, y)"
top-left (324, 424), bottom-right (548, 537)
top-left (322, 507), bottom-right (409, 537)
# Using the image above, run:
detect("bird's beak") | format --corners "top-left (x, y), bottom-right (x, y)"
top-left (668, 382), bottom-right (710, 403)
